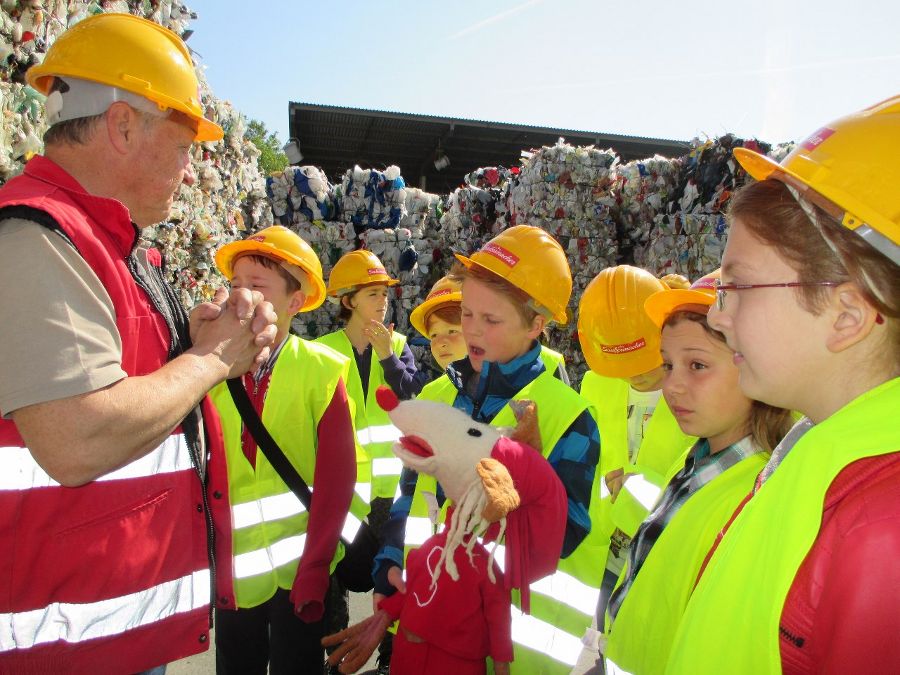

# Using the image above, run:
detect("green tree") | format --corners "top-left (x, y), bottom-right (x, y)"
top-left (246, 119), bottom-right (288, 174)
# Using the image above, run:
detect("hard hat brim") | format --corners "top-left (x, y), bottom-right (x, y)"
top-left (215, 239), bottom-right (326, 312)
top-left (644, 288), bottom-right (714, 328)
top-left (409, 292), bottom-right (463, 337)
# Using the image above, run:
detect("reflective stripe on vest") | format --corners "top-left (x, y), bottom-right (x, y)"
top-left (511, 606), bottom-right (583, 667)
top-left (493, 545), bottom-right (600, 617)
top-left (371, 456), bottom-right (403, 477)
top-left (355, 482), bottom-right (372, 504)
top-left (234, 533), bottom-right (307, 580)
top-left (232, 490), bottom-right (305, 529)
top-left (357, 424), bottom-right (403, 447)
top-left (1, 434), bottom-right (190, 490)
top-left (0, 569), bottom-right (209, 651)
top-left (405, 516), bottom-right (434, 547)
top-left (605, 657), bottom-right (634, 675)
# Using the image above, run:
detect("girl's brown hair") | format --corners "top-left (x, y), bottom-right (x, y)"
top-left (664, 310), bottom-right (793, 452)
top-left (728, 179), bottom-right (899, 360)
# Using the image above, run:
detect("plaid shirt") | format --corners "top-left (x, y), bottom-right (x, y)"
top-left (607, 435), bottom-right (763, 623)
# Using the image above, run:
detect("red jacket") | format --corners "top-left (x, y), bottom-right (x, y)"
top-left (697, 451), bottom-right (900, 675)
top-left (0, 156), bottom-right (227, 674)
top-left (780, 451), bottom-right (900, 674)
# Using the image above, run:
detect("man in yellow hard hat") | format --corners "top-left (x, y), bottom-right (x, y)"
top-left (0, 13), bottom-right (276, 673)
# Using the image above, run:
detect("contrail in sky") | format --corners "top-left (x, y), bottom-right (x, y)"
top-left (448, 0), bottom-right (545, 40)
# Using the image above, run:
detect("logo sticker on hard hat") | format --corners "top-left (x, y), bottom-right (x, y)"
top-left (481, 243), bottom-right (519, 267)
top-left (600, 337), bottom-right (647, 355)
top-left (800, 127), bottom-right (835, 151)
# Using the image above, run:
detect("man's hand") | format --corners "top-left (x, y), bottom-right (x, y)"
top-left (322, 610), bottom-right (393, 674)
top-left (189, 287), bottom-right (277, 377)
top-left (189, 286), bottom-right (227, 343)
top-left (364, 320), bottom-right (394, 361)
top-left (372, 565), bottom-right (406, 612)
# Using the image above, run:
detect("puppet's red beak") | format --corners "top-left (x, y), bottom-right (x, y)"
top-left (399, 435), bottom-right (433, 458)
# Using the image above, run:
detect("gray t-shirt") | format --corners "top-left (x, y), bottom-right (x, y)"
top-left (0, 218), bottom-right (126, 415)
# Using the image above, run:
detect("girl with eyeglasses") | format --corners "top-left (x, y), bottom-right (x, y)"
top-left (666, 97), bottom-right (900, 674)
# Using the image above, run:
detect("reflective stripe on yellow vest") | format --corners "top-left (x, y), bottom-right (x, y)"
top-left (580, 372), bottom-right (695, 541)
top-left (415, 369), bottom-right (598, 673)
top-left (666, 378), bottom-right (900, 675)
top-left (210, 336), bottom-right (361, 608)
top-left (317, 330), bottom-right (406, 500)
top-left (604, 447), bottom-right (768, 675)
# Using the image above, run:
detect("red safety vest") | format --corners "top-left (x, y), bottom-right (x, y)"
top-left (0, 156), bottom-right (225, 673)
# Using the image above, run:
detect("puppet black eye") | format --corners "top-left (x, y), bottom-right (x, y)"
top-left (467, 428), bottom-right (482, 437)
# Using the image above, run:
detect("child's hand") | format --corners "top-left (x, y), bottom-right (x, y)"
top-left (372, 566), bottom-right (406, 612)
top-left (322, 610), bottom-right (393, 673)
top-left (364, 320), bottom-right (394, 360)
top-left (494, 662), bottom-right (511, 675)
top-left (605, 468), bottom-right (635, 503)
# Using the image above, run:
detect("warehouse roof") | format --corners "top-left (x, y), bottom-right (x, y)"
top-left (288, 102), bottom-right (691, 193)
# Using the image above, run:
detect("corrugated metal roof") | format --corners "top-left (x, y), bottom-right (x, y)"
top-left (288, 102), bottom-right (690, 191)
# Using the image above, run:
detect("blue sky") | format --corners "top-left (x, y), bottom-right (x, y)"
top-left (187, 0), bottom-right (899, 150)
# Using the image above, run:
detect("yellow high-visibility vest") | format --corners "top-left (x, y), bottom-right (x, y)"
top-left (666, 378), bottom-right (899, 674)
top-left (210, 336), bottom-right (366, 608)
top-left (316, 330), bottom-right (407, 500)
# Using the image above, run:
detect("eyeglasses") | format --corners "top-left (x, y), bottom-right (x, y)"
top-left (713, 280), bottom-right (841, 312)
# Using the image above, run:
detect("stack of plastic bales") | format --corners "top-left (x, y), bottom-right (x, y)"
top-left (336, 164), bottom-right (408, 232)
top-left (267, 165), bottom-right (336, 227)
top-left (635, 135), bottom-right (768, 279)
top-left (613, 155), bottom-right (682, 267)
top-left (503, 141), bottom-right (621, 374)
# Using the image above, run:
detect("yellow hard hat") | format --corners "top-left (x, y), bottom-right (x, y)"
top-left (733, 95), bottom-right (900, 266)
top-left (455, 225), bottom-right (572, 324)
top-left (577, 265), bottom-right (667, 378)
top-left (644, 269), bottom-right (720, 328)
top-left (409, 275), bottom-right (462, 336)
top-left (326, 249), bottom-right (399, 298)
top-left (26, 13), bottom-right (223, 142)
top-left (215, 226), bottom-right (326, 312)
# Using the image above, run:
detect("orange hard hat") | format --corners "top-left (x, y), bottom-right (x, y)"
top-left (644, 269), bottom-right (720, 328)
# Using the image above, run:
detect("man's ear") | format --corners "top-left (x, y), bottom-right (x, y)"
top-left (105, 101), bottom-right (141, 154)
top-left (826, 282), bottom-right (881, 353)
top-left (340, 294), bottom-right (355, 312)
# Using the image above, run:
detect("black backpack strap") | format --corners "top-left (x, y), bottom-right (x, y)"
top-left (226, 378), bottom-right (313, 509)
